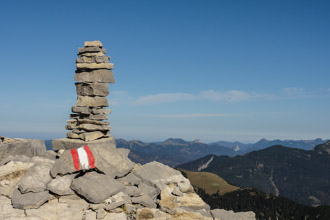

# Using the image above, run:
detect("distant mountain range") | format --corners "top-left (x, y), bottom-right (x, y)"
top-left (115, 138), bottom-right (235, 167)
top-left (211, 138), bottom-right (327, 153)
top-left (177, 141), bottom-right (330, 206)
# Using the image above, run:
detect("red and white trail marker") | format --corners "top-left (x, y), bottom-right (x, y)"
top-left (70, 145), bottom-right (96, 171)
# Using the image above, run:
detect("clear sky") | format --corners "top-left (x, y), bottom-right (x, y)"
top-left (0, 0), bottom-right (329, 143)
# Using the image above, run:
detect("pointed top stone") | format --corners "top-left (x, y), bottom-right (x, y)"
top-left (84, 41), bottom-right (103, 48)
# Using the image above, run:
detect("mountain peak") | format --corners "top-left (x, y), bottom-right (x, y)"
top-left (314, 140), bottom-right (330, 154)
top-left (163, 138), bottom-right (189, 145)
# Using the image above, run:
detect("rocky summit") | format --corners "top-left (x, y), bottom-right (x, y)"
top-left (0, 41), bottom-right (255, 220)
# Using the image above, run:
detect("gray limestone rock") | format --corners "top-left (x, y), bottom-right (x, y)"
top-left (0, 139), bottom-right (46, 161)
top-left (117, 173), bottom-right (142, 186)
top-left (76, 96), bottom-right (108, 107)
top-left (67, 132), bottom-right (80, 139)
top-left (75, 82), bottom-right (109, 97)
top-left (76, 62), bottom-right (113, 70)
top-left (131, 195), bottom-right (156, 208)
top-left (71, 172), bottom-right (125, 204)
top-left (133, 161), bottom-right (191, 191)
top-left (51, 137), bottom-right (115, 150)
top-left (75, 69), bottom-right (115, 83)
top-left (11, 188), bottom-right (50, 209)
top-left (18, 162), bottom-right (53, 193)
top-left (47, 175), bottom-right (75, 196)
top-left (78, 47), bottom-right (106, 54)
top-left (50, 142), bottom-right (133, 179)
top-left (138, 183), bottom-right (160, 200)
top-left (78, 123), bottom-right (110, 131)
top-left (172, 187), bottom-right (183, 197)
top-left (0, 155), bottom-right (32, 165)
top-left (105, 200), bottom-right (125, 211)
top-left (89, 114), bottom-right (108, 120)
top-left (79, 131), bottom-right (106, 141)
top-left (124, 186), bottom-right (143, 197)
top-left (91, 108), bottom-right (111, 114)
top-left (72, 106), bottom-right (91, 114)
top-left (84, 41), bottom-right (103, 47)
top-left (77, 118), bottom-right (109, 125)
top-left (76, 56), bottom-right (110, 63)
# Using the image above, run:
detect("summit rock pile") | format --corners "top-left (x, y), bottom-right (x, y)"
top-left (66, 41), bottom-right (114, 142)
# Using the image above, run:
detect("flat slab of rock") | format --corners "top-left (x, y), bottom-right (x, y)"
top-left (79, 131), bottom-right (107, 141)
top-left (76, 95), bottom-right (108, 107)
top-left (71, 172), bottom-right (125, 203)
top-left (78, 47), bottom-right (106, 54)
top-left (0, 139), bottom-right (46, 161)
top-left (75, 69), bottom-right (114, 83)
top-left (78, 124), bottom-right (110, 132)
top-left (84, 41), bottom-right (103, 47)
top-left (76, 62), bottom-right (113, 70)
top-left (11, 188), bottom-right (50, 209)
top-left (211, 209), bottom-right (256, 220)
top-left (75, 82), bottom-right (109, 96)
top-left (52, 137), bottom-right (115, 150)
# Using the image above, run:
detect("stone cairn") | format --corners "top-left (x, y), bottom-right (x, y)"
top-left (66, 40), bottom-right (114, 142)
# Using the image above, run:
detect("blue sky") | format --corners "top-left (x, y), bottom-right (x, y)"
top-left (0, 0), bottom-right (329, 143)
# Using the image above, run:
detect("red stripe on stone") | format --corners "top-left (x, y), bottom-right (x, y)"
top-left (70, 148), bottom-right (80, 171)
top-left (84, 145), bottom-right (96, 168)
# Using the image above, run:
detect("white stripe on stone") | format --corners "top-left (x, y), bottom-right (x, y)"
top-left (77, 147), bottom-right (89, 169)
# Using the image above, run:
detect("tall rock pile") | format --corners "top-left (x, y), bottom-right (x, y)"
top-left (66, 41), bottom-right (114, 142)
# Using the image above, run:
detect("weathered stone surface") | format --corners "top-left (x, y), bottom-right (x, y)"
top-left (76, 63), bottom-right (113, 70)
top-left (75, 69), bottom-right (114, 83)
top-left (139, 183), bottom-right (160, 200)
top-left (79, 52), bottom-right (105, 57)
top-left (47, 174), bottom-right (75, 195)
top-left (211, 209), bottom-right (256, 220)
top-left (84, 210), bottom-right (97, 220)
top-left (77, 96), bottom-right (108, 107)
top-left (51, 143), bottom-right (134, 179)
top-left (118, 173), bottom-right (142, 186)
top-left (0, 139), bottom-right (46, 161)
top-left (103, 212), bottom-right (127, 220)
top-left (72, 106), bottom-right (91, 114)
top-left (79, 131), bottom-right (105, 141)
top-left (176, 192), bottom-right (210, 211)
top-left (11, 188), bottom-right (50, 209)
top-left (84, 41), bottom-right (103, 47)
top-left (0, 196), bottom-right (25, 219)
top-left (124, 186), bottom-right (143, 197)
top-left (0, 154), bottom-right (32, 166)
top-left (75, 82), bottom-right (109, 96)
top-left (79, 123), bottom-right (110, 131)
top-left (51, 137), bottom-right (115, 150)
top-left (131, 195), bottom-right (156, 208)
top-left (71, 172), bottom-right (125, 204)
top-left (133, 161), bottom-right (191, 192)
top-left (91, 108), bottom-right (111, 114)
top-left (0, 161), bottom-right (34, 197)
top-left (18, 162), bottom-right (53, 193)
top-left (76, 56), bottom-right (110, 63)
top-left (89, 114), bottom-right (108, 120)
top-left (67, 132), bottom-right (80, 139)
top-left (77, 118), bottom-right (110, 125)
top-left (26, 198), bottom-right (88, 220)
top-left (78, 47), bottom-right (106, 54)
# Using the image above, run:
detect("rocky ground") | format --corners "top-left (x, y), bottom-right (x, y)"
top-left (0, 137), bottom-right (255, 220)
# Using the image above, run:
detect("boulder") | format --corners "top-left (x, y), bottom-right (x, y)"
top-left (76, 96), bottom-right (108, 107)
top-left (0, 139), bottom-right (47, 161)
top-left (11, 188), bottom-right (50, 209)
top-left (211, 209), bottom-right (256, 220)
top-left (75, 69), bottom-right (115, 83)
top-left (133, 161), bottom-right (191, 192)
top-left (118, 172), bottom-right (142, 186)
top-left (75, 82), bottom-right (109, 96)
top-left (71, 172), bottom-right (125, 204)
top-left (0, 155), bottom-right (32, 166)
top-left (18, 162), bottom-right (53, 193)
top-left (139, 183), bottom-right (160, 200)
top-left (47, 174), bottom-right (75, 195)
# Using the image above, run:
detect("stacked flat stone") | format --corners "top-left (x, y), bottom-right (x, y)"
top-left (65, 41), bottom-right (114, 142)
